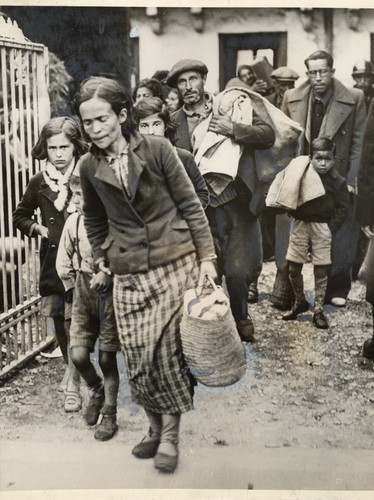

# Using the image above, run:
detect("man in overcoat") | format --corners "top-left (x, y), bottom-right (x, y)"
top-left (279, 50), bottom-right (366, 307)
top-left (356, 98), bottom-right (374, 358)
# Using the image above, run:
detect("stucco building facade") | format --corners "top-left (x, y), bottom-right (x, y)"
top-left (129, 7), bottom-right (374, 92)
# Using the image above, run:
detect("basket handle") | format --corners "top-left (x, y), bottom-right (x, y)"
top-left (196, 274), bottom-right (218, 297)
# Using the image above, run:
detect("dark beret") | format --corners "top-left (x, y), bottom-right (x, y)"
top-left (166, 59), bottom-right (208, 87)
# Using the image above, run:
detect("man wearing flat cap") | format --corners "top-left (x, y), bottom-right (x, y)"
top-left (167, 58), bottom-right (275, 342)
top-left (268, 66), bottom-right (299, 110)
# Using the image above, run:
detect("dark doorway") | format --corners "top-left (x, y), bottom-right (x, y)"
top-left (219, 32), bottom-right (287, 90)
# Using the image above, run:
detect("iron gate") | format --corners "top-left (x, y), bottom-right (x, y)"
top-left (0, 15), bottom-right (51, 377)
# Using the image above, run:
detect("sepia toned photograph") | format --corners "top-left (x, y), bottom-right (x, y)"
top-left (1, 2), bottom-right (374, 499)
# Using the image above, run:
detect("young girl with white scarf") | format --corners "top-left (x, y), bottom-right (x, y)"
top-left (13, 117), bottom-right (88, 411)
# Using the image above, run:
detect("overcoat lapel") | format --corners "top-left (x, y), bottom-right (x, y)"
top-left (286, 82), bottom-right (310, 132)
top-left (39, 182), bottom-right (58, 204)
top-left (319, 81), bottom-right (355, 139)
top-left (94, 156), bottom-right (123, 190)
top-left (175, 110), bottom-right (192, 151)
top-left (92, 133), bottom-right (147, 201)
top-left (127, 133), bottom-right (147, 201)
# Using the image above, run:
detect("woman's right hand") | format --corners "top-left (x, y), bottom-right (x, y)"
top-left (198, 260), bottom-right (218, 286)
top-left (35, 224), bottom-right (49, 239)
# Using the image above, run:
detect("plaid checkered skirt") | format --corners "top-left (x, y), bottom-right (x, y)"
top-left (113, 252), bottom-right (199, 414)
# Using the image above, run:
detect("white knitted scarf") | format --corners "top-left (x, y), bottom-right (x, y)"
top-left (43, 159), bottom-right (76, 213)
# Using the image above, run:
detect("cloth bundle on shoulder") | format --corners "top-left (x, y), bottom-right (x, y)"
top-left (265, 155), bottom-right (326, 210)
top-left (180, 276), bottom-right (246, 387)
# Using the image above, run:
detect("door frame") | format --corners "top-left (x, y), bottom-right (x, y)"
top-left (219, 32), bottom-right (288, 91)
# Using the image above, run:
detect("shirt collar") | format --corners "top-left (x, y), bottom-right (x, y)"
top-left (105, 144), bottom-right (129, 164)
top-left (182, 92), bottom-right (213, 118)
top-left (313, 85), bottom-right (333, 107)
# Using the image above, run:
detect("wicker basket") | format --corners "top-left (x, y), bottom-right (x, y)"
top-left (180, 276), bottom-right (247, 387)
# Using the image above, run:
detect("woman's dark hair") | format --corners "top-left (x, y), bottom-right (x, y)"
top-left (311, 137), bottom-right (336, 157)
top-left (304, 50), bottom-right (334, 70)
top-left (152, 70), bottom-right (169, 82)
top-left (31, 116), bottom-right (88, 160)
top-left (133, 97), bottom-right (177, 144)
top-left (166, 88), bottom-right (183, 109)
top-left (74, 76), bottom-right (136, 139)
top-left (132, 78), bottom-right (163, 102)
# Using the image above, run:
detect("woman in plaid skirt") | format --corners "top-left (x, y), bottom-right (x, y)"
top-left (75, 76), bottom-right (217, 473)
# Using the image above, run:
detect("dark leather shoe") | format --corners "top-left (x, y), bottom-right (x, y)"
top-left (132, 437), bottom-right (160, 459)
top-left (94, 414), bottom-right (118, 441)
top-left (312, 310), bottom-right (329, 329)
top-left (236, 317), bottom-right (255, 342)
top-left (248, 282), bottom-right (259, 303)
top-left (282, 300), bottom-right (309, 320)
top-left (363, 338), bottom-right (374, 360)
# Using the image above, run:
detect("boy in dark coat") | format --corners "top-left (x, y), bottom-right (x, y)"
top-left (282, 137), bottom-right (350, 329)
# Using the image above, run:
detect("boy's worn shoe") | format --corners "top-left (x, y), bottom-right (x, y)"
top-left (282, 299), bottom-right (309, 320)
top-left (363, 338), bottom-right (374, 360)
top-left (94, 414), bottom-right (118, 441)
top-left (236, 317), bottom-right (255, 343)
top-left (248, 282), bottom-right (259, 303)
top-left (85, 385), bottom-right (105, 426)
top-left (312, 310), bottom-right (329, 330)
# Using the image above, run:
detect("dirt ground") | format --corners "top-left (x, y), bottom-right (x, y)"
top-left (1, 262), bottom-right (374, 452)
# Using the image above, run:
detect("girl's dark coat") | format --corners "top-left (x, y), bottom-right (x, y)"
top-left (13, 172), bottom-right (70, 296)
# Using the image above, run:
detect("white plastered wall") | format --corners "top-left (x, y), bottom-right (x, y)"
top-left (130, 7), bottom-right (374, 93)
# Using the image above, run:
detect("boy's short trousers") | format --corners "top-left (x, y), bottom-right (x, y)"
top-left (41, 294), bottom-right (65, 318)
top-left (286, 219), bottom-right (332, 265)
top-left (69, 272), bottom-right (119, 352)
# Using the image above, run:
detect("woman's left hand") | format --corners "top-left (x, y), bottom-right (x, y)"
top-left (198, 260), bottom-right (218, 285)
top-left (90, 271), bottom-right (113, 293)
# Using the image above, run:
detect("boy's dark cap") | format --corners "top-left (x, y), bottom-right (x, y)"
top-left (166, 59), bottom-right (208, 87)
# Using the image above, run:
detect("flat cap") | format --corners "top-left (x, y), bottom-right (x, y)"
top-left (271, 66), bottom-right (299, 82)
top-left (166, 59), bottom-right (208, 87)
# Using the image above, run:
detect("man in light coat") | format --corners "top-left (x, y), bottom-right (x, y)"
top-left (273, 49), bottom-right (366, 308)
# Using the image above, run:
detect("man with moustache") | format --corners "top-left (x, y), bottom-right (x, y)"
top-left (167, 59), bottom-right (275, 342)
top-left (275, 50), bottom-right (366, 309)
